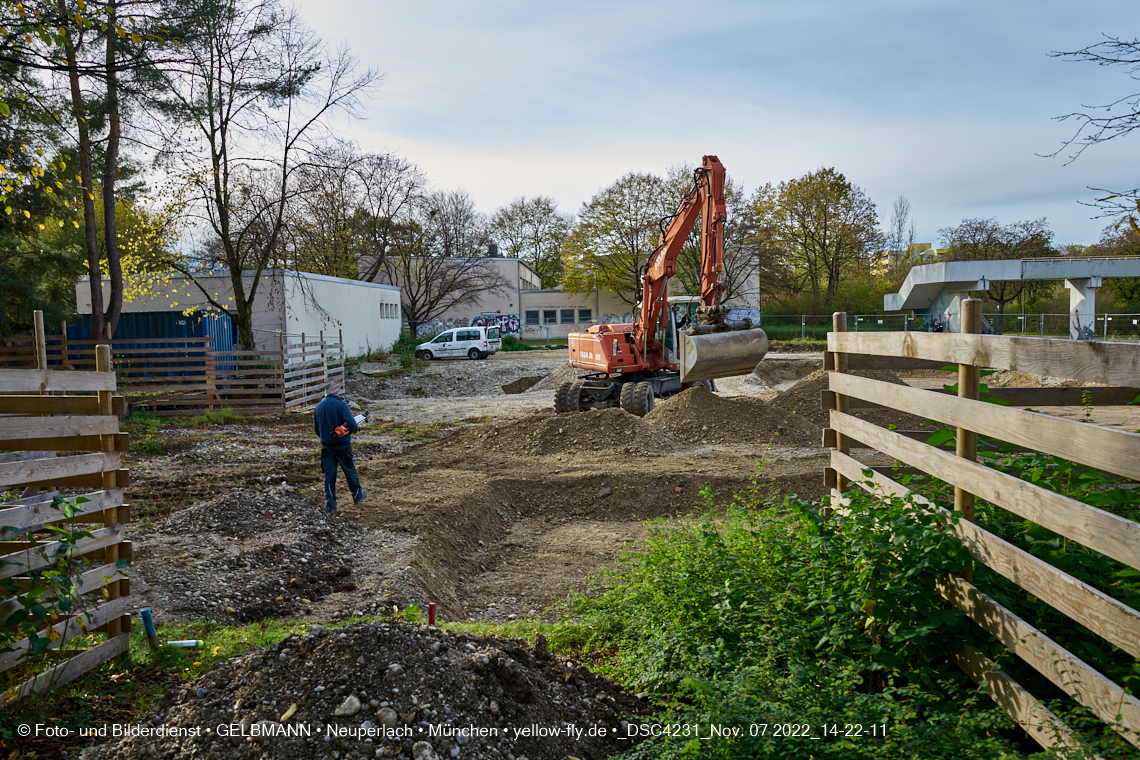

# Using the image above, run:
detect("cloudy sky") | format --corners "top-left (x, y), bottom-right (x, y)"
top-left (296, 0), bottom-right (1136, 246)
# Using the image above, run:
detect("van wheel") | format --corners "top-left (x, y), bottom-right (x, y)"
top-left (630, 382), bottom-right (655, 417)
top-left (421, 350), bottom-right (434, 361)
top-left (468, 348), bottom-right (482, 360)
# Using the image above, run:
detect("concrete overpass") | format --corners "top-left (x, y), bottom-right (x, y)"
top-left (884, 257), bottom-right (1140, 338)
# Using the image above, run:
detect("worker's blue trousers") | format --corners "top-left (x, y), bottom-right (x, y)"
top-left (321, 446), bottom-right (362, 514)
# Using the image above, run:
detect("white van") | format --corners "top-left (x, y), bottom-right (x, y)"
top-left (415, 326), bottom-right (501, 360)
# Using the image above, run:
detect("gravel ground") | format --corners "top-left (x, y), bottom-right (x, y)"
top-left (81, 622), bottom-right (652, 760)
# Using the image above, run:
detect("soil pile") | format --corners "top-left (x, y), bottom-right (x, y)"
top-left (500, 375), bottom-right (544, 394)
top-left (749, 356), bottom-right (822, 389)
top-left (82, 622), bottom-right (650, 760)
top-left (987, 369), bottom-right (1081, 388)
top-left (772, 369), bottom-right (935, 432)
top-left (527, 361), bottom-right (582, 392)
top-left (645, 386), bottom-right (819, 447)
top-left (133, 484), bottom-right (421, 624)
top-left (429, 408), bottom-right (684, 457)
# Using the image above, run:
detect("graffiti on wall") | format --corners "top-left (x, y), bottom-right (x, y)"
top-left (472, 313), bottom-right (521, 334)
top-left (414, 313), bottom-right (522, 338)
top-left (727, 308), bottom-right (761, 323)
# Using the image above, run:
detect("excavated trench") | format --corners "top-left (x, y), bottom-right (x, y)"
top-left (345, 406), bottom-right (828, 621)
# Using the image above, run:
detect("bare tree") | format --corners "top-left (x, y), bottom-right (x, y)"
top-left (150, 0), bottom-right (377, 349)
top-left (885, 195), bottom-right (919, 279)
top-left (1049, 35), bottom-right (1140, 226)
top-left (489, 196), bottom-right (572, 289)
top-left (371, 190), bottom-right (509, 335)
top-left (940, 218), bottom-right (1056, 331)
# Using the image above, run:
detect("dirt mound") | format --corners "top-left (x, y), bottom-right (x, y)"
top-left (772, 368), bottom-right (935, 432)
top-left (527, 361), bottom-right (582, 392)
top-left (750, 356), bottom-right (823, 388)
top-left (500, 375), bottom-right (544, 394)
top-left (83, 621), bottom-right (651, 760)
top-left (428, 408), bottom-right (684, 457)
top-left (134, 484), bottom-right (421, 624)
top-left (645, 386), bottom-right (819, 447)
top-left (987, 369), bottom-right (1078, 387)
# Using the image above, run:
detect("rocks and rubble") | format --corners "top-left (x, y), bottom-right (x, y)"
top-left (80, 622), bottom-right (652, 760)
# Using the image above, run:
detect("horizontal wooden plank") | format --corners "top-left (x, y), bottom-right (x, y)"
top-left (831, 411), bottom-right (1140, 570)
top-left (0, 452), bottom-right (120, 489)
top-left (0, 415), bottom-right (118, 441)
top-left (0, 596), bottom-right (131, 674)
top-left (0, 524), bottom-right (123, 580)
top-left (120, 385), bottom-right (209, 393)
top-left (844, 354), bottom-right (953, 371)
top-left (0, 489), bottom-right (59, 506)
top-left (981, 385), bottom-right (1140, 407)
top-left (1, 632), bottom-right (130, 705)
top-left (0, 396), bottom-right (101, 415)
top-left (16, 467), bottom-right (128, 492)
top-left (829, 332), bottom-right (1140, 387)
top-left (0, 369), bottom-right (116, 393)
top-left (940, 575), bottom-right (1140, 747)
top-left (0, 489), bottom-right (124, 537)
top-left (0, 432), bottom-right (129, 453)
top-left (831, 450), bottom-right (1140, 658)
top-left (948, 644), bottom-right (1081, 754)
top-left (831, 372), bottom-right (1140, 481)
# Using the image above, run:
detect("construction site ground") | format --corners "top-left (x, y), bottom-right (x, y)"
top-left (94, 349), bottom-right (1140, 760)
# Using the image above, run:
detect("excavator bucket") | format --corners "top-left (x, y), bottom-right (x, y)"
top-left (678, 328), bottom-right (769, 383)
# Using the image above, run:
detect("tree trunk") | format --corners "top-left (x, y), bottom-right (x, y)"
top-left (102, 0), bottom-right (123, 338)
top-left (59, 5), bottom-right (103, 340)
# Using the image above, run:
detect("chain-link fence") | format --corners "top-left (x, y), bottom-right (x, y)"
top-left (749, 313), bottom-right (1140, 342)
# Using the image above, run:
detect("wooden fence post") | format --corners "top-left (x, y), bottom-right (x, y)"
top-left (338, 329), bottom-right (345, 393)
top-left (831, 312), bottom-right (850, 494)
top-left (96, 344), bottom-right (124, 638)
top-left (205, 337), bottom-right (217, 410)
top-left (956, 298), bottom-right (982, 581)
top-left (60, 320), bottom-right (72, 369)
top-left (319, 330), bottom-right (327, 396)
top-left (33, 310), bottom-right (47, 372)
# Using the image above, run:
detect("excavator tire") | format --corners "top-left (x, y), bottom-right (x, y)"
top-left (567, 381), bottom-right (584, 412)
top-left (630, 382), bottom-right (655, 417)
top-left (554, 382), bottom-right (572, 414)
top-left (619, 382), bottom-right (637, 415)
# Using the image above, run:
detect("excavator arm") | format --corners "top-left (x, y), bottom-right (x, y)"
top-left (634, 155), bottom-right (727, 359)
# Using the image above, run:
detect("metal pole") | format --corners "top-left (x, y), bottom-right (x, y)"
top-left (1104, 314), bottom-right (1108, 341)
top-left (801, 314), bottom-right (805, 340)
top-left (1039, 314), bottom-right (1044, 337)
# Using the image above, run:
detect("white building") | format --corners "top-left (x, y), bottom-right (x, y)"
top-left (76, 270), bottom-right (402, 356)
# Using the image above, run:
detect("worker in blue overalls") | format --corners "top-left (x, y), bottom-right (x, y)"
top-left (313, 391), bottom-right (367, 515)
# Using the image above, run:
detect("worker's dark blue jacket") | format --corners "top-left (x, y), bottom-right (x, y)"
top-left (313, 394), bottom-right (358, 448)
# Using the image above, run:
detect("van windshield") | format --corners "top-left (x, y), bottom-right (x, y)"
top-left (488, 328), bottom-right (500, 339)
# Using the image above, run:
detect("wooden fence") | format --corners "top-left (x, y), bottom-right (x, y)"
top-left (0, 330), bottom-right (346, 413)
top-left (823, 303), bottom-right (1140, 753)
top-left (0, 341), bottom-right (132, 705)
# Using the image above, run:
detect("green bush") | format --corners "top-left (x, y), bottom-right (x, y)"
top-left (563, 484), bottom-right (1038, 758)
top-left (390, 334), bottom-right (420, 354)
top-left (501, 334), bottom-right (528, 351)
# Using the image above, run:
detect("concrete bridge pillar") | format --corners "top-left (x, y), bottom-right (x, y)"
top-left (1066, 277), bottom-right (1102, 340)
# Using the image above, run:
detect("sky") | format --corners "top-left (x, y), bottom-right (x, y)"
top-left (294, 0), bottom-right (1137, 246)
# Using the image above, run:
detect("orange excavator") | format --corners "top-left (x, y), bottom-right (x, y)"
top-left (555, 155), bottom-right (768, 416)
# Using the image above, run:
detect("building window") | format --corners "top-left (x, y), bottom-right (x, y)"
top-left (525, 310), bottom-right (540, 326)
top-left (543, 310), bottom-right (557, 325)
top-left (561, 309), bottom-right (575, 324)
top-left (578, 309), bottom-right (592, 323)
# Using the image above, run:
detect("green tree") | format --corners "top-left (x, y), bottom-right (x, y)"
top-left (753, 167), bottom-right (882, 308)
top-left (939, 218), bottom-right (1056, 330)
top-left (150, 0), bottom-right (377, 350)
top-left (561, 172), bottom-right (673, 306)
top-left (1088, 224), bottom-right (1140, 311)
top-left (489, 195), bottom-right (571, 289)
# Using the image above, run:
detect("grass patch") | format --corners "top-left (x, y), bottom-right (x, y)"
top-left (501, 334), bottom-right (529, 351)
top-left (181, 407), bottom-right (244, 427)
